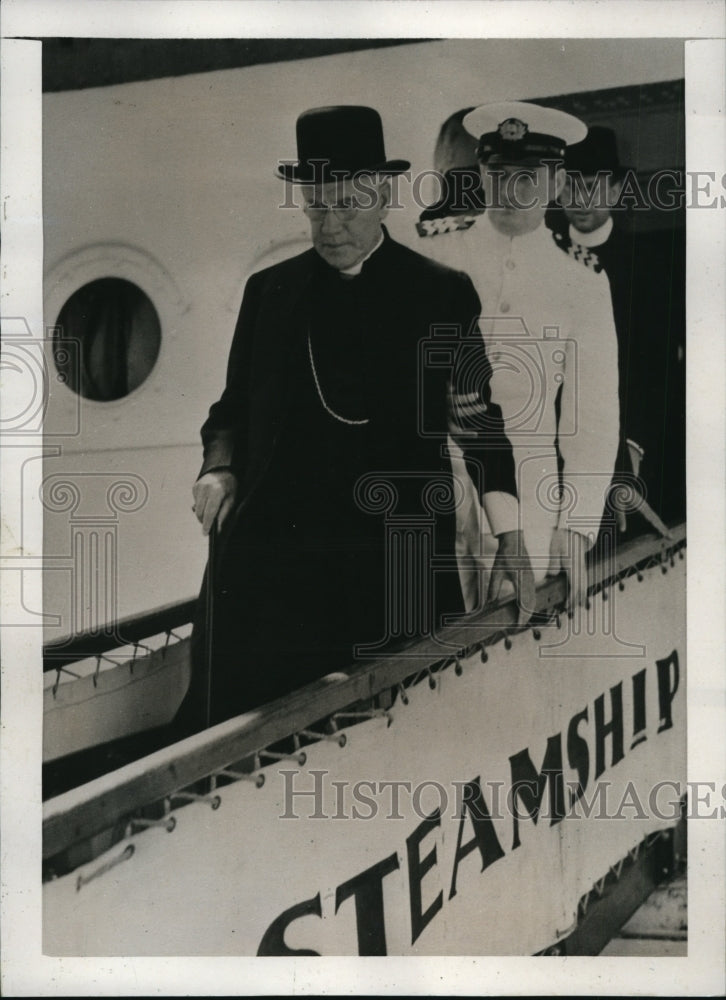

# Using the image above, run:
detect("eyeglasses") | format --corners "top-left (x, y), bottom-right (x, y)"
top-left (302, 198), bottom-right (365, 222)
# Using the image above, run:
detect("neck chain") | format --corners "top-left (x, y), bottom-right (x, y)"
top-left (307, 332), bottom-right (370, 426)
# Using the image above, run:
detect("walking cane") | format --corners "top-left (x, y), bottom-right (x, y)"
top-left (202, 519), bottom-right (218, 731)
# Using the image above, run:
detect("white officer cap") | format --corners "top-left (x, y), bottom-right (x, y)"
top-left (463, 101), bottom-right (587, 164)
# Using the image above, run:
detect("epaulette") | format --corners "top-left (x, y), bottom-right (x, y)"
top-left (551, 230), bottom-right (603, 273)
top-left (416, 167), bottom-right (486, 237)
top-left (416, 215), bottom-right (480, 238)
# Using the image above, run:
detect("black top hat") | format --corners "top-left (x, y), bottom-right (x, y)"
top-left (565, 125), bottom-right (625, 176)
top-left (276, 105), bottom-right (410, 183)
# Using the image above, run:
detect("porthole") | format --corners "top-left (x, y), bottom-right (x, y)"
top-left (53, 277), bottom-right (161, 401)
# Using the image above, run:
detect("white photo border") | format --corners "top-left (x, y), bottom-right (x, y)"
top-left (1, 1), bottom-right (724, 995)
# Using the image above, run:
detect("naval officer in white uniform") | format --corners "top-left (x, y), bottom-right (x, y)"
top-left (420, 102), bottom-right (619, 611)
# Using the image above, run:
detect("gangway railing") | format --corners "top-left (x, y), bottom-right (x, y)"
top-left (42, 523), bottom-right (686, 867)
top-left (43, 598), bottom-right (198, 671)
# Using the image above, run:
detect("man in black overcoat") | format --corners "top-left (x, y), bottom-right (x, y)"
top-left (182, 106), bottom-right (533, 728)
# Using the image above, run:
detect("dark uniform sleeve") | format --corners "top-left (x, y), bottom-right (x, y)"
top-left (624, 228), bottom-right (686, 522)
top-left (447, 270), bottom-right (517, 501)
top-left (198, 272), bottom-right (263, 481)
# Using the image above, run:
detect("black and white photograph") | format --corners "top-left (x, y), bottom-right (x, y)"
top-left (1, 0), bottom-right (724, 995)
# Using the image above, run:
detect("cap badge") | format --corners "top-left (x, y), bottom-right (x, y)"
top-left (498, 118), bottom-right (529, 141)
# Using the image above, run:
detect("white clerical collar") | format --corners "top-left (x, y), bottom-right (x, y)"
top-left (569, 216), bottom-right (613, 248)
top-left (340, 231), bottom-right (385, 275)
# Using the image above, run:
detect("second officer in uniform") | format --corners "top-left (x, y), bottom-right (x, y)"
top-left (420, 101), bottom-right (620, 611)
